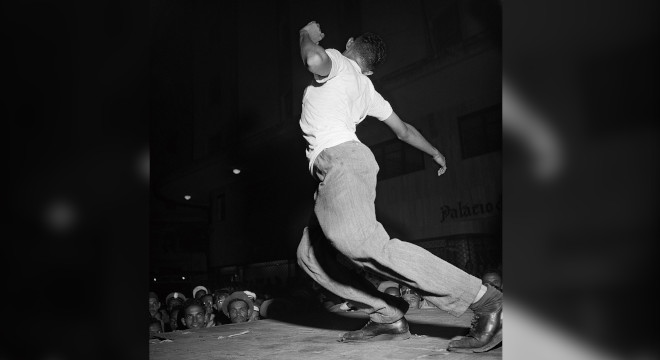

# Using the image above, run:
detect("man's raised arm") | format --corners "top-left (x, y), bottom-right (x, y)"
top-left (299, 21), bottom-right (331, 77)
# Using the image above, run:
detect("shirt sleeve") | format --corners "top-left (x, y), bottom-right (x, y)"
top-left (368, 89), bottom-right (394, 121)
top-left (315, 49), bottom-right (343, 84)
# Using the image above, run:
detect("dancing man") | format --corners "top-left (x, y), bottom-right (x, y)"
top-left (296, 21), bottom-right (502, 353)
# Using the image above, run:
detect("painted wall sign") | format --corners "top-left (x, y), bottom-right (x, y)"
top-left (440, 199), bottom-right (502, 222)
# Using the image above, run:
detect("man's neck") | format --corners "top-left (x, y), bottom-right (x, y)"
top-left (343, 51), bottom-right (368, 74)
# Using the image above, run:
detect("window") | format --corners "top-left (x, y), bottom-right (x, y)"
top-left (459, 104), bottom-right (502, 159)
top-left (371, 139), bottom-right (425, 180)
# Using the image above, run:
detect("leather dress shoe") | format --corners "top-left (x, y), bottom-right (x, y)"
top-left (447, 285), bottom-right (502, 353)
top-left (339, 317), bottom-right (411, 342)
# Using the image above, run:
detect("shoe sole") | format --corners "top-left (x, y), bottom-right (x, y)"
top-left (339, 330), bottom-right (411, 343)
top-left (447, 327), bottom-right (502, 353)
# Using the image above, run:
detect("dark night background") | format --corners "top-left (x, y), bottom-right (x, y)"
top-left (4, 1), bottom-right (659, 360)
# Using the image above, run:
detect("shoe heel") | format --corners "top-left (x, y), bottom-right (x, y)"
top-left (473, 328), bottom-right (502, 353)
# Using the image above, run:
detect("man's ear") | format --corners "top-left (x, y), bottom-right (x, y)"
top-left (345, 37), bottom-right (354, 50)
top-left (180, 317), bottom-right (186, 327)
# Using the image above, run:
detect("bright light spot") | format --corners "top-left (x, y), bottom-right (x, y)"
top-left (182, 276), bottom-right (186, 280)
top-left (44, 199), bottom-right (77, 233)
top-left (184, 195), bottom-right (191, 200)
top-left (153, 278), bottom-right (157, 282)
top-left (233, 169), bottom-right (241, 174)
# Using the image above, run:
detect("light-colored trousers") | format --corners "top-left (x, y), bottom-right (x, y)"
top-left (297, 141), bottom-right (482, 323)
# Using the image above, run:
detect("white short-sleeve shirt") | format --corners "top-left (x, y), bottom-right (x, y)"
top-left (299, 48), bottom-right (393, 174)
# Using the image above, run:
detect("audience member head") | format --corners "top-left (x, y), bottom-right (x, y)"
top-left (181, 299), bottom-right (208, 329)
top-left (213, 291), bottom-right (230, 311)
top-left (165, 292), bottom-right (187, 312)
top-left (402, 293), bottom-right (421, 310)
top-left (481, 270), bottom-right (503, 291)
top-left (169, 305), bottom-right (184, 331)
top-left (222, 291), bottom-right (254, 324)
top-left (148, 292), bottom-right (161, 318)
top-left (399, 284), bottom-right (412, 295)
top-left (200, 294), bottom-right (214, 315)
top-left (377, 281), bottom-right (400, 297)
top-left (384, 287), bottom-right (401, 297)
top-left (192, 286), bottom-right (208, 300)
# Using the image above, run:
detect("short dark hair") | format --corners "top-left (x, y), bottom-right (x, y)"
top-left (353, 32), bottom-right (387, 71)
top-left (482, 268), bottom-right (502, 278)
top-left (182, 298), bottom-right (205, 313)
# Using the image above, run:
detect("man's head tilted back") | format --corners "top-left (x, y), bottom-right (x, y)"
top-left (344, 32), bottom-right (387, 75)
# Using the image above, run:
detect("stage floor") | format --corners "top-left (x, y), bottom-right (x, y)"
top-left (149, 307), bottom-right (502, 360)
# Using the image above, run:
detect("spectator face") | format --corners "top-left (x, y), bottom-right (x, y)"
top-left (169, 308), bottom-right (181, 331)
top-left (149, 297), bottom-right (161, 317)
top-left (214, 293), bottom-right (228, 310)
top-left (183, 304), bottom-right (206, 329)
top-left (195, 290), bottom-right (207, 299)
top-left (201, 294), bottom-right (214, 314)
top-left (399, 284), bottom-right (412, 295)
top-left (149, 322), bottom-right (162, 334)
top-left (482, 272), bottom-right (503, 289)
top-left (228, 300), bottom-right (250, 323)
top-left (403, 294), bottom-right (420, 309)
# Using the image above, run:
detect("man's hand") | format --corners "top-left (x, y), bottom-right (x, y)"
top-left (300, 21), bottom-right (324, 44)
top-left (433, 153), bottom-right (447, 176)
